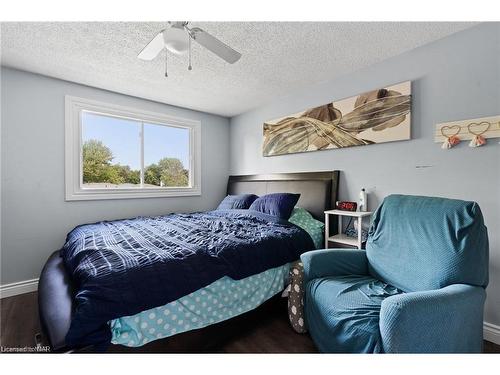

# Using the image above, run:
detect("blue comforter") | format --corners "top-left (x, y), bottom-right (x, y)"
top-left (61, 209), bottom-right (314, 348)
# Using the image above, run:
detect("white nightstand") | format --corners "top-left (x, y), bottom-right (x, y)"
top-left (324, 209), bottom-right (373, 249)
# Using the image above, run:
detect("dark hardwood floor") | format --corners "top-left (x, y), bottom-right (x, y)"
top-left (1, 291), bottom-right (499, 353)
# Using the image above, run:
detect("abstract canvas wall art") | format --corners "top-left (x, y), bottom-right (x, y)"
top-left (263, 81), bottom-right (411, 156)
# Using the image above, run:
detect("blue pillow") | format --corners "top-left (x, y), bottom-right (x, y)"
top-left (249, 193), bottom-right (300, 220)
top-left (217, 194), bottom-right (259, 210)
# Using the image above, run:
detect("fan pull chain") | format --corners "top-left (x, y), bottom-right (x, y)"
top-left (164, 50), bottom-right (168, 78)
top-left (188, 35), bottom-right (192, 71)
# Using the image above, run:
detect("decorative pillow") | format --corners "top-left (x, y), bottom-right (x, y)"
top-left (287, 261), bottom-right (307, 333)
top-left (288, 207), bottom-right (325, 249)
top-left (216, 194), bottom-right (259, 210)
top-left (248, 193), bottom-right (300, 220)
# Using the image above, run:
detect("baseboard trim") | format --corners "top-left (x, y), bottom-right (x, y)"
top-left (0, 278), bottom-right (39, 299)
top-left (484, 322), bottom-right (500, 345)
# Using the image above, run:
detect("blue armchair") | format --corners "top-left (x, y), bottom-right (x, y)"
top-left (301, 194), bottom-right (489, 353)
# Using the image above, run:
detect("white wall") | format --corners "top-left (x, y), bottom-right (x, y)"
top-left (0, 67), bottom-right (230, 284)
top-left (229, 24), bottom-right (500, 326)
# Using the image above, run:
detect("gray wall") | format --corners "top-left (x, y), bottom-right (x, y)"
top-left (229, 24), bottom-right (500, 326)
top-left (1, 67), bottom-right (230, 284)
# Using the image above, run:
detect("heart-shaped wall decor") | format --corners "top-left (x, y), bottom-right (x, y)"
top-left (467, 121), bottom-right (490, 136)
top-left (440, 125), bottom-right (461, 138)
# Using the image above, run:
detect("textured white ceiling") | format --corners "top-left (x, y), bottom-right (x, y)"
top-left (1, 22), bottom-right (476, 117)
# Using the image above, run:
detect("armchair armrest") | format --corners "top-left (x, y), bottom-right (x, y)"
top-left (300, 249), bottom-right (368, 283)
top-left (379, 284), bottom-right (486, 353)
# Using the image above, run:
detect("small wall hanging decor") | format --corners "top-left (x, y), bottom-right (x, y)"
top-left (435, 115), bottom-right (500, 149)
top-left (440, 125), bottom-right (461, 149)
top-left (467, 122), bottom-right (489, 147)
top-left (263, 81), bottom-right (411, 157)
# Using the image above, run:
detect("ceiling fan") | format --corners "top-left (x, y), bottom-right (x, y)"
top-left (138, 22), bottom-right (242, 77)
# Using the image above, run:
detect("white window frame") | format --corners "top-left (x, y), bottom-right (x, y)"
top-left (65, 95), bottom-right (201, 201)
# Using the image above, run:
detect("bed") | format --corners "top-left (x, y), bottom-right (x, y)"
top-left (38, 171), bottom-right (339, 352)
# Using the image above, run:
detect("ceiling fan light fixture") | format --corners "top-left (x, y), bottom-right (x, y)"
top-left (138, 21), bottom-right (241, 76)
top-left (163, 27), bottom-right (189, 55)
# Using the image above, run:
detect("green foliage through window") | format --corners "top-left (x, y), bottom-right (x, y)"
top-left (82, 139), bottom-right (188, 187)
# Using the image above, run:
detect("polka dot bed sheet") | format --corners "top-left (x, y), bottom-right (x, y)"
top-left (109, 263), bottom-right (290, 347)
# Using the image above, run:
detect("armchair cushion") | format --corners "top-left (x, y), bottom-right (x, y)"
top-left (301, 249), bottom-right (368, 283)
top-left (304, 275), bottom-right (402, 353)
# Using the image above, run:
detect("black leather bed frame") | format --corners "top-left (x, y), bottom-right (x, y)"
top-left (38, 171), bottom-right (339, 352)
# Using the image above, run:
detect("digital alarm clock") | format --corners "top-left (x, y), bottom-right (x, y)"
top-left (336, 201), bottom-right (358, 211)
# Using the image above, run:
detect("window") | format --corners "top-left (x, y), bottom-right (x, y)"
top-left (65, 96), bottom-right (201, 200)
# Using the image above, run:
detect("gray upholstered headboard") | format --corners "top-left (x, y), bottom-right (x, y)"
top-left (226, 171), bottom-right (339, 221)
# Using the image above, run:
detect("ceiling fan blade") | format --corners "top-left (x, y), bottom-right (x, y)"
top-left (138, 30), bottom-right (165, 60)
top-left (190, 27), bottom-right (241, 64)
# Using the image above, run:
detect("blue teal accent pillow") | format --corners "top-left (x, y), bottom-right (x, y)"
top-left (249, 193), bottom-right (300, 220)
top-left (217, 194), bottom-right (259, 210)
top-left (289, 207), bottom-right (325, 249)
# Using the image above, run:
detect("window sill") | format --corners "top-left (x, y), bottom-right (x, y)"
top-left (65, 187), bottom-right (201, 201)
